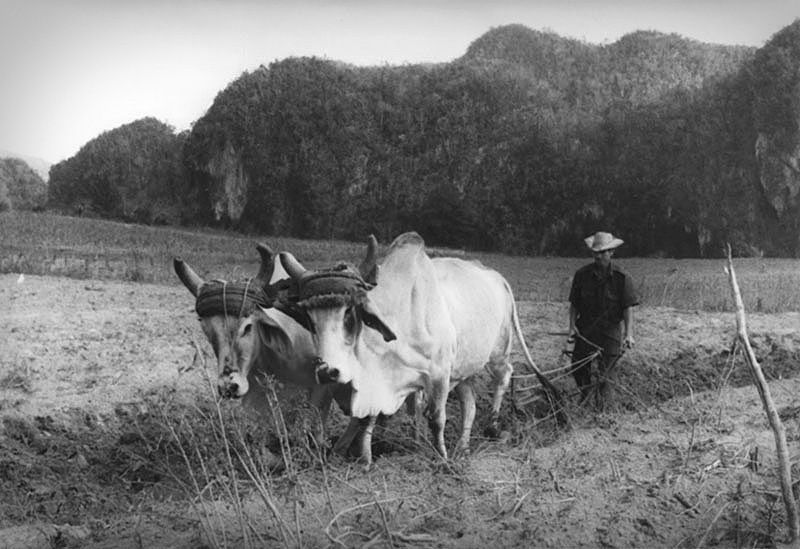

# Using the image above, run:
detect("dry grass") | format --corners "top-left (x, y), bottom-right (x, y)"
top-left (119, 364), bottom-right (466, 547)
top-left (0, 211), bottom-right (368, 284)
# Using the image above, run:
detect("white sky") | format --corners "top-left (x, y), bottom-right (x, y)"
top-left (0, 0), bottom-right (797, 164)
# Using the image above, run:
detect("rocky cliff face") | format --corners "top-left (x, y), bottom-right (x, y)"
top-left (207, 141), bottom-right (248, 222)
top-left (756, 132), bottom-right (800, 218)
top-left (755, 131), bottom-right (800, 253)
top-left (749, 20), bottom-right (800, 253)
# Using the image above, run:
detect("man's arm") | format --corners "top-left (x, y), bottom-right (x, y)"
top-left (567, 272), bottom-right (581, 343)
top-left (622, 306), bottom-right (635, 349)
top-left (568, 303), bottom-right (578, 342)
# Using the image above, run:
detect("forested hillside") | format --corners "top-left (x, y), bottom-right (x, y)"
top-left (45, 22), bottom-right (800, 257)
top-left (0, 157), bottom-right (47, 212)
top-left (47, 118), bottom-right (188, 224)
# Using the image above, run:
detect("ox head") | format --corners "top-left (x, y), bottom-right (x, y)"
top-left (279, 235), bottom-right (396, 386)
top-left (174, 243), bottom-right (285, 398)
top-left (229, 302), bottom-right (318, 394)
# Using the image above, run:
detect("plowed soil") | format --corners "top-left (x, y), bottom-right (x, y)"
top-left (2, 273), bottom-right (799, 548)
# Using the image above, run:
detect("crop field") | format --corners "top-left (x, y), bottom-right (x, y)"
top-left (2, 210), bottom-right (799, 311)
top-left (1, 210), bottom-right (800, 548)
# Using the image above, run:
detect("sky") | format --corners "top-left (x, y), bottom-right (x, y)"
top-left (0, 0), bottom-right (797, 166)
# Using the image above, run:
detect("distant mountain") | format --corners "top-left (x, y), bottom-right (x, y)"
top-left (461, 24), bottom-right (598, 73)
top-left (38, 20), bottom-right (800, 257)
top-left (0, 149), bottom-right (51, 181)
top-left (47, 118), bottom-right (187, 224)
top-left (460, 25), bottom-right (754, 106)
top-left (0, 157), bottom-right (47, 211)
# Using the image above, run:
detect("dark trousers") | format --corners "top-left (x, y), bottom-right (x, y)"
top-left (572, 329), bottom-right (621, 406)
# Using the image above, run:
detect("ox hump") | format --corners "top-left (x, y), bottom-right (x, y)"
top-left (389, 231), bottom-right (425, 251)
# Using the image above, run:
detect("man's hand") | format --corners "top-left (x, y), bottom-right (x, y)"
top-left (623, 334), bottom-right (635, 350)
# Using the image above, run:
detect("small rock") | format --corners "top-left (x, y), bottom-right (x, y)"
top-left (72, 452), bottom-right (89, 469)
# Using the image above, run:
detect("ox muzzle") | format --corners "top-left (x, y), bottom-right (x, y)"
top-left (218, 370), bottom-right (248, 399)
top-left (313, 356), bottom-right (340, 384)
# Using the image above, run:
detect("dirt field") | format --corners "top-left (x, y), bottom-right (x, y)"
top-left (2, 273), bottom-right (800, 548)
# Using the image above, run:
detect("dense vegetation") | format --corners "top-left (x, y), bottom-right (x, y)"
top-left (47, 118), bottom-right (188, 225)
top-left (41, 21), bottom-right (800, 257)
top-left (0, 158), bottom-right (47, 212)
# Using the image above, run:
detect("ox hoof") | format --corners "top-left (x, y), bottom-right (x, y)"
top-left (331, 436), bottom-right (362, 459)
top-left (356, 454), bottom-right (374, 472)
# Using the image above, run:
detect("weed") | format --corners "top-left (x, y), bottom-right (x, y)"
top-left (0, 372), bottom-right (33, 394)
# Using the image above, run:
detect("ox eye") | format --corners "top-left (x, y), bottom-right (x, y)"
top-left (241, 323), bottom-right (252, 337)
top-left (344, 307), bottom-right (357, 333)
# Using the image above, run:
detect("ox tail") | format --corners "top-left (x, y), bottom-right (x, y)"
top-left (507, 284), bottom-right (570, 428)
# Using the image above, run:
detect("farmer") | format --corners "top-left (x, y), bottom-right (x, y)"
top-left (567, 231), bottom-right (638, 408)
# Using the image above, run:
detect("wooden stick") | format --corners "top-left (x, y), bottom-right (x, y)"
top-left (725, 244), bottom-right (799, 543)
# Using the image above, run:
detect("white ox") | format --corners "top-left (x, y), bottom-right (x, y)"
top-left (231, 304), bottom-right (365, 453)
top-left (279, 232), bottom-right (563, 464)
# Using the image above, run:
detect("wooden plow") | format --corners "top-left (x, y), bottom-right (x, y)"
top-left (510, 331), bottom-right (629, 420)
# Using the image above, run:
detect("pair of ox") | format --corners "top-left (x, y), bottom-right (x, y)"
top-left (175, 233), bottom-right (562, 465)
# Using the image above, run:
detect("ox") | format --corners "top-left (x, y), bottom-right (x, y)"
top-left (174, 245), bottom-right (362, 451)
top-left (280, 232), bottom-right (564, 464)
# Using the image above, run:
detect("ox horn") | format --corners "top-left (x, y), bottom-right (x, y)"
top-left (358, 234), bottom-right (379, 285)
top-left (173, 257), bottom-right (205, 297)
top-left (279, 252), bottom-right (308, 280)
top-left (253, 243), bottom-right (276, 285)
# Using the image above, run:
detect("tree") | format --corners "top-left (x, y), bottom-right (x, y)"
top-left (0, 157), bottom-right (47, 211)
top-left (48, 118), bottom-right (185, 223)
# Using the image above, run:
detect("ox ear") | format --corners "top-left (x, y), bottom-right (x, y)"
top-left (252, 308), bottom-right (292, 357)
top-left (358, 234), bottom-right (379, 286)
top-left (174, 258), bottom-right (205, 297)
top-left (359, 299), bottom-right (396, 342)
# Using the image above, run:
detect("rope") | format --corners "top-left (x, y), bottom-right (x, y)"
top-left (239, 277), bottom-right (252, 319)
top-left (222, 280), bottom-right (228, 319)
top-left (212, 278), bottom-right (257, 377)
top-left (296, 267), bottom-right (372, 306)
top-left (512, 328), bottom-right (628, 400)
top-left (195, 279), bottom-right (269, 317)
top-left (512, 349), bottom-right (601, 386)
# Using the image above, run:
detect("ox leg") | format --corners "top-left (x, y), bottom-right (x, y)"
top-left (454, 381), bottom-right (476, 455)
top-left (332, 418), bottom-right (363, 457)
top-left (307, 386), bottom-right (333, 448)
top-left (486, 360), bottom-right (513, 438)
top-left (426, 379), bottom-right (449, 460)
top-left (360, 415), bottom-right (378, 468)
top-left (404, 391), bottom-right (423, 445)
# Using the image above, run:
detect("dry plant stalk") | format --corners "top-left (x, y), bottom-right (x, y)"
top-left (725, 245), bottom-right (799, 544)
top-left (180, 343), bottom-right (295, 548)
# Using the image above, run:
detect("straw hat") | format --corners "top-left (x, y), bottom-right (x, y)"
top-left (584, 231), bottom-right (624, 252)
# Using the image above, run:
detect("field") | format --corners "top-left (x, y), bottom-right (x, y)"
top-left (2, 211), bottom-right (800, 548)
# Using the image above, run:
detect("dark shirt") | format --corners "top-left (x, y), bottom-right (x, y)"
top-left (569, 262), bottom-right (638, 335)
